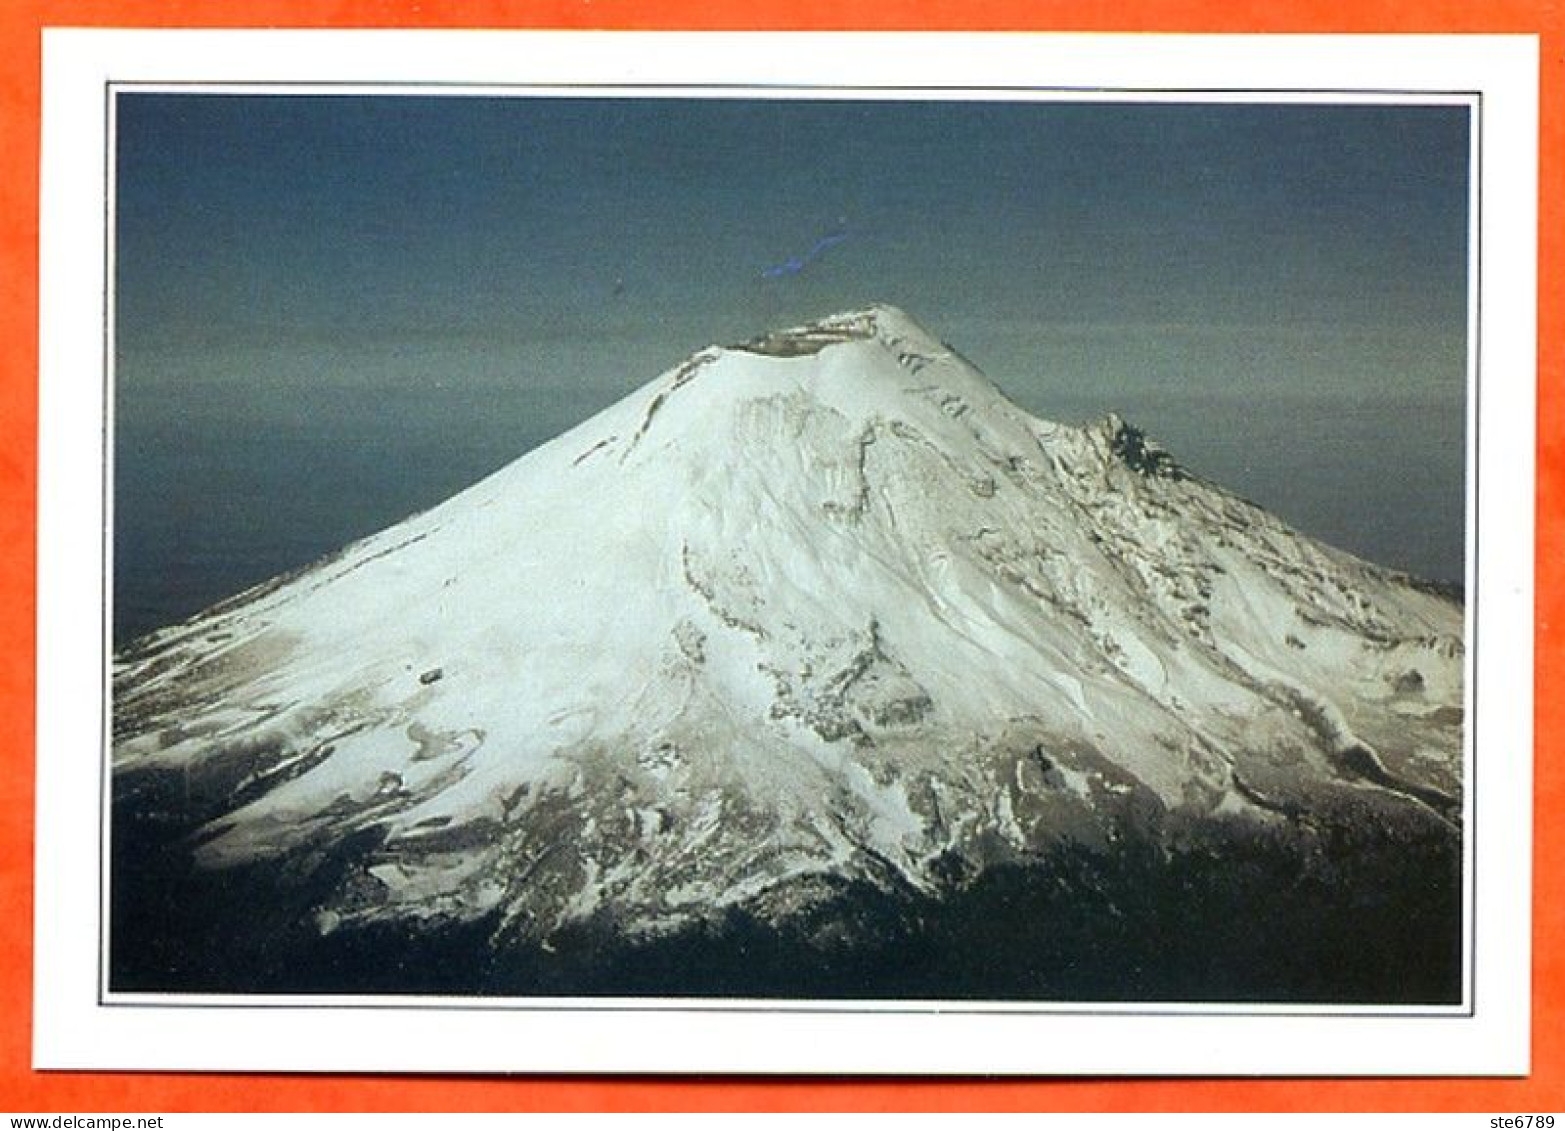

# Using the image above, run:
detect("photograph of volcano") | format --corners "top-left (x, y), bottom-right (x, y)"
top-left (108, 93), bottom-right (1471, 1003)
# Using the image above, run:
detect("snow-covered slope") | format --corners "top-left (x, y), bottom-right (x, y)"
top-left (113, 305), bottom-right (1464, 952)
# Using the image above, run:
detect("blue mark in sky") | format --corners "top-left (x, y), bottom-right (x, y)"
top-left (762, 227), bottom-right (849, 279)
top-left (110, 96), bottom-right (1472, 641)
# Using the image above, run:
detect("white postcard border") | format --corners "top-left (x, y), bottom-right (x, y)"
top-left (35, 29), bottom-right (1538, 1075)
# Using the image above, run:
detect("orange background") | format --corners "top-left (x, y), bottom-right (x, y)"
top-left (1, 0), bottom-right (1559, 1114)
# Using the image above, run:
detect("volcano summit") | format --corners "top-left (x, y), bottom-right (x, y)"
top-left (111, 306), bottom-right (1465, 1001)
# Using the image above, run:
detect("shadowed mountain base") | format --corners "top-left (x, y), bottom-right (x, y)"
top-left (112, 796), bottom-right (1461, 1004)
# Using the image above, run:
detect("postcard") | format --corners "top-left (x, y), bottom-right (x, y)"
top-left (33, 28), bottom-right (1537, 1075)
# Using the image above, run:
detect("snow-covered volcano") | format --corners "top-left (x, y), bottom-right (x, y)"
top-left (112, 305), bottom-right (1464, 991)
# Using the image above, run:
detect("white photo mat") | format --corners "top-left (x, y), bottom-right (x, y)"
top-left (34, 29), bottom-right (1538, 1075)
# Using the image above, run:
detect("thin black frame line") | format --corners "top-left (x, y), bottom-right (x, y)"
top-left (99, 998), bottom-right (1473, 1018)
top-left (1468, 91), bottom-right (1485, 1018)
top-left (106, 78), bottom-right (1485, 98)
top-left (95, 78), bottom-right (115, 1006)
top-left (94, 83), bottom-right (1483, 1021)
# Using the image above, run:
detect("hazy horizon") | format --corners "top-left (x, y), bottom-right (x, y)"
top-left (114, 94), bottom-right (1471, 644)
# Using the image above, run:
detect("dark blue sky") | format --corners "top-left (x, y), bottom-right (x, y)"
top-left (113, 93), bottom-right (1471, 640)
